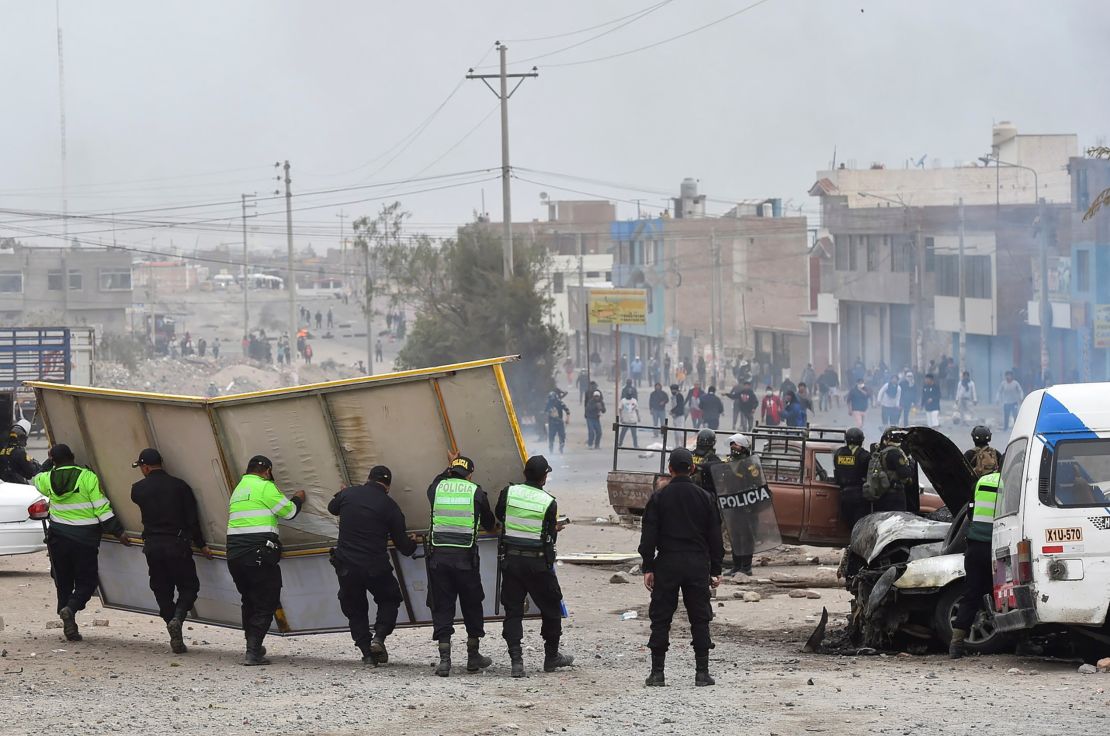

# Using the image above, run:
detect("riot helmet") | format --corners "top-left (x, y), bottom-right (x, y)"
top-left (971, 425), bottom-right (992, 446)
top-left (844, 427), bottom-right (864, 446)
top-left (695, 428), bottom-right (716, 450)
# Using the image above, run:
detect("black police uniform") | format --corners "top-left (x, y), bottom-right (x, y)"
top-left (638, 472), bottom-right (724, 656)
top-left (425, 469), bottom-right (496, 642)
top-left (130, 469), bottom-right (206, 622)
top-left (328, 479), bottom-right (416, 655)
top-left (691, 448), bottom-right (722, 494)
top-left (0, 442), bottom-right (39, 483)
top-left (873, 445), bottom-right (915, 512)
top-left (833, 444), bottom-right (871, 533)
top-left (495, 486), bottom-right (563, 653)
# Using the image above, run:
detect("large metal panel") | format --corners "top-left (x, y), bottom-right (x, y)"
top-left (144, 402), bottom-right (232, 547)
top-left (96, 536), bottom-right (512, 635)
top-left (28, 356), bottom-right (529, 635)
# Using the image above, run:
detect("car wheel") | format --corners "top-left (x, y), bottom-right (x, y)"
top-left (933, 583), bottom-right (1011, 654)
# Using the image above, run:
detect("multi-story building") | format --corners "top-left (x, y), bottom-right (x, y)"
top-left (604, 181), bottom-right (810, 387)
top-left (0, 240), bottom-right (133, 332)
top-left (1066, 153), bottom-right (1110, 380)
top-left (808, 122), bottom-right (1077, 398)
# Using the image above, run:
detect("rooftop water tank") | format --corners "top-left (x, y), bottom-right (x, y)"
top-left (992, 121), bottom-right (1018, 150)
top-left (680, 178), bottom-right (698, 200)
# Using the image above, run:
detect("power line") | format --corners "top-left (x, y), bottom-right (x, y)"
top-left (544, 0), bottom-right (776, 68)
top-left (502, 1), bottom-right (675, 43)
top-left (480, 1), bottom-right (675, 67)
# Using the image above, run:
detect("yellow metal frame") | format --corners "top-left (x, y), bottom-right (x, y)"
top-left (493, 363), bottom-right (528, 466)
top-left (26, 354), bottom-right (521, 402)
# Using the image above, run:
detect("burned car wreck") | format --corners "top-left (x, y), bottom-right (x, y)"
top-left (839, 427), bottom-right (1009, 654)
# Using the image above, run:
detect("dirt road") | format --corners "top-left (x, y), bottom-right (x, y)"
top-left (3, 516), bottom-right (1109, 735)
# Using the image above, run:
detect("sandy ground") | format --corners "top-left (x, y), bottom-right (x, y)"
top-left (4, 439), bottom-right (1110, 735)
top-left (2, 290), bottom-right (1062, 733)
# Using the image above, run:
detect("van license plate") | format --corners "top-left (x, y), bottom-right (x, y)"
top-left (1046, 527), bottom-right (1083, 543)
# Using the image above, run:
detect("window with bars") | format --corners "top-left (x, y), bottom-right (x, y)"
top-left (98, 268), bottom-right (132, 291)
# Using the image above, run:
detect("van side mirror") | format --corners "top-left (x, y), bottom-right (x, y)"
top-left (1037, 445), bottom-right (1053, 506)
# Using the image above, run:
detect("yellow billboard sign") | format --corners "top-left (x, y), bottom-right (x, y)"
top-left (588, 288), bottom-right (647, 326)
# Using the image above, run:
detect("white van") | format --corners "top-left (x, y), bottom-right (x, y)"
top-left (991, 384), bottom-right (1110, 650)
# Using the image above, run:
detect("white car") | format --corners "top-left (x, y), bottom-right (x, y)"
top-left (0, 481), bottom-right (48, 555)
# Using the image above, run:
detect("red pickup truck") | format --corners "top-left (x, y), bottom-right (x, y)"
top-left (606, 424), bottom-right (944, 548)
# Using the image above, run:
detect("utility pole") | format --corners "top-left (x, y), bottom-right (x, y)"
top-left (280, 161), bottom-right (296, 342)
top-left (336, 210), bottom-right (347, 293)
top-left (241, 193), bottom-right (256, 338)
top-left (55, 0), bottom-right (69, 248)
top-left (364, 239), bottom-right (373, 376)
top-left (577, 233), bottom-right (584, 365)
top-left (1038, 204), bottom-right (1050, 386)
top-left (957, 197), bottom-right (967, 379)
top-left (466, 43), bottom-right (537, 280)
top-left (710, 231), bottom-right (720, 386)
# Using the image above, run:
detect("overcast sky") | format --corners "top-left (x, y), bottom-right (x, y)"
top-left (1, 0), bottom-right (1107, 257)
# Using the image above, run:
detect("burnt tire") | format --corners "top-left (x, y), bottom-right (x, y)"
top-left (932, 583), bottom-right (1011, 655)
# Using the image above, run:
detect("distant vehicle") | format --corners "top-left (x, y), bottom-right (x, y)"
top-left (606, 423), bottom-right (944, 547)
top-left (0, 327), bottom-right (93, 434)
top-left (0, 482), bottom-right (48, 556)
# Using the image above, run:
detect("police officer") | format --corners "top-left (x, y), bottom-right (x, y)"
top-left (225, 455), bottom-right (305, 666)
top-left (638, 448), bottom-right (724, 688)
top-left (833, 427), bottom-right (871, 533)
top-left (964, 426), bottom-right (1003, 478)
top-left (495, 455), bottom-right (573, 678)
top-left (691, 428), bottom-right (721, 493)
top-left (721, 433), bottom-right (762, 576)
top-left (32, 444), bottom-right (130, 641)
top-left (950, 472), bottom-right (1000, 658)
top-left (130, 448), bottom-right (212, 654)
top-left (327, 465), bottom-right (417, 665)
top-left (0, 422), bottom-right (39, 483)
top-left (869, 429), bottom-right (915, 512)
top-left (426, 453), bottom-right (496, 677)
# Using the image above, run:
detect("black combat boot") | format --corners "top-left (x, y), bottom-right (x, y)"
top-left (949, 629), bottom-right (968, 659)
top-left (242, 634), bottom-right (271, 666)
top-left (508, 644), bottom-right (526, 678)
top-left (738, 555), bottom-right (753, 576)
top-left (435, 640), bottom-right (452, 677)
top-left (645, 652), bottom-right (666, 687)
top-left (466, 636), bottom-right (492, 672)
top-left (58, 606), bottom-right (82, 642)
top-left (369, 635), bottom-right (389, 665)
top-left (695, 653), bottom-right (715, 686)
top-left (167, 616), bottom-right (187, 654)
top-left (543, 639), bottom-right (574, 672)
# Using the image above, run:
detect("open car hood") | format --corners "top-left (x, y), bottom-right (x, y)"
top-left (895, 426), bottom-right (976, 511)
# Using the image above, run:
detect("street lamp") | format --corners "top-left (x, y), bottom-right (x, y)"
top-left (979, 153), bottom-right (1049, 385)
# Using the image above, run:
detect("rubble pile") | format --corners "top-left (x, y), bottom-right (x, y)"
top-left (90, 357), bottom-right (358, 396)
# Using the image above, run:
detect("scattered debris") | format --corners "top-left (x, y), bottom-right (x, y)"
top-left (802, 608), bottom-right (829, 653)
top-left (1098, 657), bottom-right (1110, 672)
top-left (770, 570), bottom-right (840, 589)
top-left (558, 553), bottom-right (640, 565)
top-left (788, 590), bottom-right (809, 599)
top-left (45, 621), bottom-right (62, 629)
top-left (806, 591), bottom-right (822, 600)
top-left (609, 573), bottom-right (632, 584)
top-left (1079, 663), bottom-right (1098, 674)
top-left (619, 611), bottom-right (638, 621)
top-left (742, 591), bottom-right (762, 603)
top-left (93, 619), bottom-right (110, 627)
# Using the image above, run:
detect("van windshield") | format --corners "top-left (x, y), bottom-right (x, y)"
top-left (1053, 439), bottom-right (1110, 508)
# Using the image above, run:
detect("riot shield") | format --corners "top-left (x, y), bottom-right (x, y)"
top-left (710, 456), bottom-right (782, 555)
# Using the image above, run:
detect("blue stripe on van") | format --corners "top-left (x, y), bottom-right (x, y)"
top-left (1035, 393), bottom-right (1099, 449)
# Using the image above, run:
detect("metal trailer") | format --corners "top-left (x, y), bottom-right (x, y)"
top-left (29, 355), bottom-right (539, 635)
